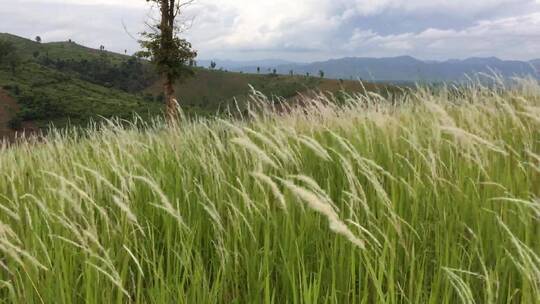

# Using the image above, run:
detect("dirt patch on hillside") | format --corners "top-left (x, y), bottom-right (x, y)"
top-left (0, 89), bottom-right (37, 143)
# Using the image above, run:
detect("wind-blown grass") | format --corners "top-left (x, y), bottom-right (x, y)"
top-left (0, 78), bottom-right (539, 303)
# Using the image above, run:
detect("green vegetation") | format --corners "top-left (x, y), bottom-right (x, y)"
top-left (0, 78), bottom-right (538, 303)
top-left (0, 33), bottom-right (162, 129)
top-left (0, 33), bottom-right (386, 133)
top-left (0, 59), bottom-right (162, 128)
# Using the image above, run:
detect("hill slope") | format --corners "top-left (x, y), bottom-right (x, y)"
top-left (0, 33), bottom-right (387, 138)
top-left (0, 88), bottom-right (25, 140)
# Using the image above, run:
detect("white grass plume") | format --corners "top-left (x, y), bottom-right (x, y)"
top-left (251, 172), bottom-right (287, 211)
top-left (132, 175), bottom-right (186, 229)
top-left (280, 178), bottom-right (365, 249)
top-left (231, 137), bottom-right (278, 169)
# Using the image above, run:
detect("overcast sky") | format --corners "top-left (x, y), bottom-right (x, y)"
top-left (2, 0), bottom-right (540, 62)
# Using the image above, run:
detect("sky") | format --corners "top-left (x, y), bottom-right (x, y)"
top-left (1, 0), bottom-right (540, 62)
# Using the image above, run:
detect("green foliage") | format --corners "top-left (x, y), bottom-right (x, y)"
top-left (3, 84), bottom-right (21, 95)
top-left (40, 55), bottom-right (157, 93)
top-left (16, 92), bottom-right (66, 120)
top-left (0, 40), bottom-right (15, 63)
top-left (0, 39), bottom-right (21, 73)
top-left (138, 32), bottom-right (197, 80)
top-left (0, 59), bottom-right (162, 129)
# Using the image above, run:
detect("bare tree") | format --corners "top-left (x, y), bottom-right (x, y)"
top-left (138, 0), bottom-right (197, 123)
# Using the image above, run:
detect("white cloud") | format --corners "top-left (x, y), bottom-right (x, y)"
top-left (344, 12), bottom-right (540, 60)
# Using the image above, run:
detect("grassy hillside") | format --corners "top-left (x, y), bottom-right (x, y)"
top-left (0, 33), bottom-right (160, 129)
top-left (0, 33), bottom-right (389, 133)
top-left (0, 33), bottom-right (129, 64)
top-left (0, 79), bottom-right (538, 303)
top-left (0, 58), bottom-right (162, 128)
top-left (146, 70), bottom-right (387, 115)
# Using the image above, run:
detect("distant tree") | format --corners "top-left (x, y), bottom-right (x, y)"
top-left (319, 70), bottom-right (324, 78)
top-left (289, 70), bottom-right (293, 76)
top-left (125, 49), bottom-right (128, 54)
top-left (68, 39), bottom-right (72, 43)
top-left (99, 45), bottom-right (105, 51)
top-left (33, 51), bottom-right (40, 58)
top-left (272, 68), bottom-right (277, 75)
top-left (256, 66), bottom-right (260, 74)
top-left (35, 36), bottom-right (42, 43)
top-left (210, 61), bottom-right (217, 69)
top-left (306, 72), bottom-right (310, 77)
top-left (138, 0), bottom-right (197, 123)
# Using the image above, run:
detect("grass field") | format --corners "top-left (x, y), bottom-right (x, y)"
top-left (0, 78), bottom-right (539, 303)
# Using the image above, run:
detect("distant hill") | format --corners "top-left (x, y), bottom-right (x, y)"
top-left (197, 59), bottom-right (296, 70)
top-left (228, 56), bottom-right (538, 82)
top-left (0, 33), bottom-right (387, 138)
top-left (0, 33), bottom-right (161, 131)
top-left (530, 59), bottom-right (540, 73)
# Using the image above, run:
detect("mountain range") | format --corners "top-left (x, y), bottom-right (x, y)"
top-left (531, 59), bottom-right (540, 73)
top-left (204, 56), bottom-right (540, 82)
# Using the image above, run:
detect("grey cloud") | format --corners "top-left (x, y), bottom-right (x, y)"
top-left (1, 0), bottom-right (540, 61)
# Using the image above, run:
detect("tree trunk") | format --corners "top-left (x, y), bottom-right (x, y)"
top-left (161, 0), bottom-right (178, 124)
top-left (164, 74), bottom-right (177, 123)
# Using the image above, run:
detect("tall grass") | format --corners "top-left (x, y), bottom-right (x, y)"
top-left (0, 77), bottom-right (539, 303)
